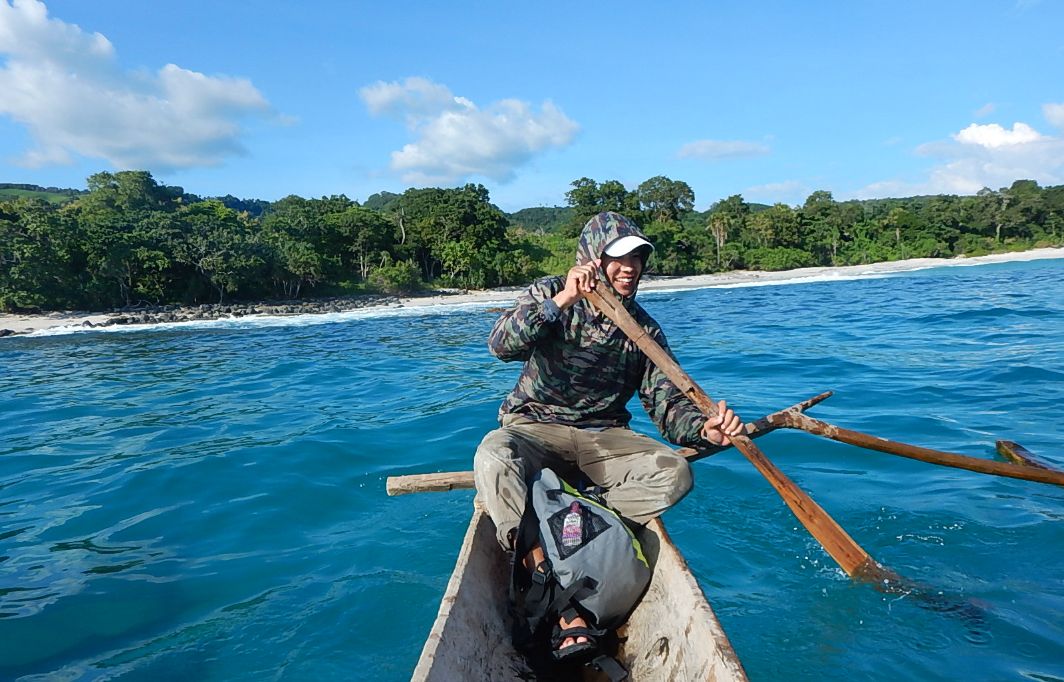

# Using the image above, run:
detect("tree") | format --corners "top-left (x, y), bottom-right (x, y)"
top-left (745, 246), bottom-right (815, 271)
top-left (974, 186), bottom-right (1013, 244)
top-left (563, 178), bottom-right (638, 234)
top-left (598, 180), bottom-right (639, 214)
top-left (641, 219), bottom-right (710, 275)
top-left (175, 201), bottom-right (265, 303)
top-left (0, 199), bottom-right (79, 310)
top-left (1000, 179), bottom-right (1045, 242)
top-left (84, 170), bottom-right (185, 212)
top-left (799, 190), bottom-right (844, 264)
top-left (65, 172), bottom-right (186, 307)
top-left (706, 195), bottom-right (748, 269)
top-left (636, 176), bottom-right (695, 223)
top-left (268, 235), bottom-right (326, 299)
top-left (388, 184), bottom-right (511, 288)
top-left (325, 206), bottom-right (393, 280)
top-left (368, 255), bottom-right (423, 294)
top-left (745, 203), bottom-right (799, 248)
top-left (259, 194), bottom-right (370, 295)
top-left (920, 195), bottom-right (962, 253)
top-left (565, 177), bottom-right (600, 213)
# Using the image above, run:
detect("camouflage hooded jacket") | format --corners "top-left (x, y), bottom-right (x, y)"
top-left (488, 212), bottom-right (706, 447)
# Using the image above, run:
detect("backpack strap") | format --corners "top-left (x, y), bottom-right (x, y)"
top-left (590, 653), bottom-right (629, 681)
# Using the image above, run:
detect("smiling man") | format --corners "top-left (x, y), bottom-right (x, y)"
top-left (473, 211), bottom-right (742, 659)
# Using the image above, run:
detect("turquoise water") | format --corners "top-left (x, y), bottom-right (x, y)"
top-left (2, 259), bottom-right (1063, 681)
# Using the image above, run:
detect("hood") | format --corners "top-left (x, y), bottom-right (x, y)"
top-left (575, 212), bottom-right (652, 266)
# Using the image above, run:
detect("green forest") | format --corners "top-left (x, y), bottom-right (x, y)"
top-left (1, 172), bottom-right (1062, 312)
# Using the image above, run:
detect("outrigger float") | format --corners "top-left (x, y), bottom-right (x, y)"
top-left (387, 288), bottom-right (1063, 680)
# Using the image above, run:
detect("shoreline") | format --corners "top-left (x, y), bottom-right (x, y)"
top-left (3, 247), bottom-right (1063, 338)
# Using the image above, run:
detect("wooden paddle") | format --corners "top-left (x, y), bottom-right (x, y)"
top-left (582, 287), bottom-right (893, 583)
top-left (775, 412), bottom-right (1064, 487)
top-left (997, 440), bottom-right (1059, 470)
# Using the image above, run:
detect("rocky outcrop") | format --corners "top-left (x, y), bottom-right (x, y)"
top-left (3, 294), bottom-right (410, 336)
top-left (98, 295), bottom-right (403, 327)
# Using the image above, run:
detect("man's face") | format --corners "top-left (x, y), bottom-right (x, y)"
top-left (602, 252), bottom-right (643, 297)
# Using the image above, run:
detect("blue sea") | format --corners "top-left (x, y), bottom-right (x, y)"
top-left (2, 257), bottom-right (1063, 681)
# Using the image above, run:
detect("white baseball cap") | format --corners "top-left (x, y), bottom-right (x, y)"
top-left (603, 235), bottom-right (654, 257)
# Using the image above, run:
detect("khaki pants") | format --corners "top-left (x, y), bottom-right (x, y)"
top-left (473, 415), bottom-right (693, 548)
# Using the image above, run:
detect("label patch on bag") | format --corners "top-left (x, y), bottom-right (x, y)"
top-left (547, 501), bottom-right (609, 560)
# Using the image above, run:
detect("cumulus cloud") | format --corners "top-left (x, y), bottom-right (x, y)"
top-left (0, 0), bottom-right (271, 170)
top-left (854, 109), bottom-right (1064, 198)
top-left (359, 76), bottom-right (578, 184)
top-left (1045, 102), bottom-right (1064, 129)
top-left (953, 122), bottom-right (1044, 148)
top-left (359, 76), bottom-right (472, 120)
top-left (677, 139), bottom-right (770, 160)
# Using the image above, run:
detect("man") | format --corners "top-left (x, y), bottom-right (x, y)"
top-left (473, 211), bottom-right (742, 654)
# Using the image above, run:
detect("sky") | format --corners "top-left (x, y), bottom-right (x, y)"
top-left (1, 0), bottom-right (1062, 213)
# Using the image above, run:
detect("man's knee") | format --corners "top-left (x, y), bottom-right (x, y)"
top-left (474, 430), bottom-right (520, 491)
top-left (475, 428), bottom-right (521, 465)
top-left (659, 457), bottom-right (693, 506)
top-left (643, 453), bottom-right (692, 506)
top-left (474, 428), bottom-right (529, 548)
top-left (606, 454), bottom-right (693, 524)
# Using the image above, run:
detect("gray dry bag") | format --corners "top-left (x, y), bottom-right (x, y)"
top-left (510, 468), bottom-right (651, 679)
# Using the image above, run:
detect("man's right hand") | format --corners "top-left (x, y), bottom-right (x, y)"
top-left (553, 259), bottom-right (601, 310)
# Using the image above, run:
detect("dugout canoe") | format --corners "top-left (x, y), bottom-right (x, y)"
top-left (411, 508), bottom-right (748, 681)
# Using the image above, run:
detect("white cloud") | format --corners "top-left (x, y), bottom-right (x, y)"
top-left (359, 77), bottom-right (579, 184)
top-left (742, 180), bottom-right (806, 203)
top-left (359, 76), bottom-right (470, 121)
top-left (854, 113), bottom-right (1064, 198)
top-left (974, 103), bottom-right (996, 118)
top-left (953, 122), bottom-right (1044, 148)
top-left (0, 0), bottom-right (271, 170)
top-left (1045, 102), bottom-right (1064, 129)
top-left (0, 0), bottom-right (113, 66)
top-left (677, 139), bottom-right (770, 160)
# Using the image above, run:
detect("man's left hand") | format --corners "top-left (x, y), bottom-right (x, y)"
top-left (700, 400), bottom-right (744, 446)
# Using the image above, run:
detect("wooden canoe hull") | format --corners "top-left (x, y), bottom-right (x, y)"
top-left (412, 508), bottom-right (747, 681)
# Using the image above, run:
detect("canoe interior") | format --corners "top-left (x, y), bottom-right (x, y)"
top-left (412, 508), bottom-right (747, 681)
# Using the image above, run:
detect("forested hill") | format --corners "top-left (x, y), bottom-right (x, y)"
top-left (1, 171), bottom-right (1062, 313)
top-left (0, 183), bottom-right (85, 204)
top-left (508, 206), bottom-right (574, 233)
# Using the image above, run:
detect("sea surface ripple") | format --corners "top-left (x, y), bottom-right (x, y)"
top-left (1, 258), bottom-right (1062, 681)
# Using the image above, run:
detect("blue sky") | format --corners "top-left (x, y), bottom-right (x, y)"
top-left (1, 0), bottom-right (1062, 213)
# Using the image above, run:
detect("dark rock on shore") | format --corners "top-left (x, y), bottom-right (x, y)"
top-left (94, 295), bottom-right (404, 328)
top-left (1, 290), bottom-right (473, 337)
top-left (113, 295), bottom-right (405, 327)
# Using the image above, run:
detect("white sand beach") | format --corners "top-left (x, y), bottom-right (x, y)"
top-left (3, 247), bottom-right (1063, 337)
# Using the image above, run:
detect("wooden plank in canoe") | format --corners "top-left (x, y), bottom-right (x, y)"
top-left (411, 508), bottom-right (747, 681)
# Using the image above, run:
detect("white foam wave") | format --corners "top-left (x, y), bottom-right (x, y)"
top-left (642, 271), bottom-right (894, 296)
top-left (26, 299), bottom-right (510, 337)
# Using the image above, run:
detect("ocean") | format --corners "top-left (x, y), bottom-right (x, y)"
top-left (1, 257), bottom-right (1062, 681)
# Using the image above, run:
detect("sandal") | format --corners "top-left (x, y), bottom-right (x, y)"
top-left (550, 607), bottom-right (599, 664)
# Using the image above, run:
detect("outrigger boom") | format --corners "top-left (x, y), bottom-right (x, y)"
top-left (387, 390), bottom-right (1062, 496)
